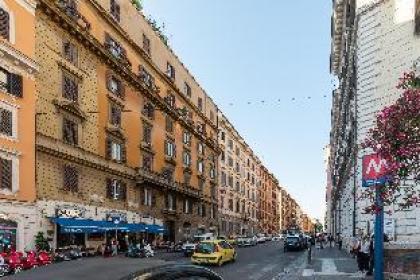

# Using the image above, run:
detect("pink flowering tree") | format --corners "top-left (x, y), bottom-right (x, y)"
top-left (361, 71), bottom-right (420, 213)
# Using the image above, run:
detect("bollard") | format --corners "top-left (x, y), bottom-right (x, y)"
top-left (307, 246), bottom-right (312, 264)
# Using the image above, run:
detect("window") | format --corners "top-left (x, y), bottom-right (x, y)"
top-left (143, 34), bottom-right (151, 55)
top-left (63, 165), bottom-right (78, 192)
top-left (0, 158), bottom-right (12, 191)
top-left (166, 62), bottom-right (175, 80)
top-left (235, 181), bottom-right (240, 192)
top-left (183, 151), bottom-right (191, 167)
top-left (201, 204), bottom-right (206, 217)
top-left (142, 101), bottom-right (155, 120)
top-left (197, 123), bottom-right (205, 134)
top-left (236, 201), bottom-right (240, 213)
top-left (220, 151), bottom-right (225, 161)
top-left (210, 111), bottom-right (214, 122)
top-left (109, 103), bottom-right (122, 127)
top-left (166, 193), bottom-right (176, 210)
top-left (235, 147), bottom-right (240, 156)
top-left (0, 8), bottom-right (9, 40)
top-left (139, 66), bottom-right (155, 90)
top-left (162, 167), bottom-right (174, 182)
top-left (228, 156), bottom-right (233, 167)
top-left (198, 142), bottom-right (204, 155)
top-left (220, 197), bottom-right (224, 209)
top-left (235, 162), bottom-right (240, 173)
top-left (197, 160), bottom-right (204, 173)
top-left (183, 131), bottom-right (191, 146)
top-left (143, 188), bottom-right (153, 206)
top-left (209, 166), bottom-right (215, 179)
top-left (228, 176), bottom-right (233, 187)
top-left (210, 185), bottom-right (216, 199)
top-left (143, 123), bottom-right (152, 145)
top-left (106, 137), bottom-right (126, 162)
top-left (142, 153), bottom-right (153, 171)
top-left (184, 82), bottom-right (191, 97)
top-left (220, 131), bottom-right (225, 141)
top-left (183, 199), bottom-right (192, 214)
top-left (164, 140), bottom-right (176, 158)
top-left (63, 39), bottom-right (78, 65)
top-left (62, 118), bottom-right (78, 145)
top-left (105, 34), bottom-right (126, 61)
top-left (197, 97), bottom-right (203, 111)
top-left (221, 171), bottom-right (226, 186)
top-left (228, 139), bottom-right (233, 149)
top-left (110, 0), bottom-right (120, 22)
top-left (228, 199), bottom-right (233, 211)
top-left (0, 108), bottom-right (12, 137)
top-left (107, 73), bottom-right (124, 98)
top-left (165, 116), bottom-right (173, 133)
top-left (0, 68), bottom-right (22, 98)
top-left (106, 179), bottom-right (126, 201)
top-left (62, 71), bottom-right (78, 102)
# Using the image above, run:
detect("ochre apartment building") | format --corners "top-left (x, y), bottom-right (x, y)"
top-left (35, 0), bottom-right (219, 247)
top-left (0, 0), bottom-right (39, 252)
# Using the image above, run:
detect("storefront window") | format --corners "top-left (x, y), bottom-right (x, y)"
top-left (0, 219), bottom-right (17, 253)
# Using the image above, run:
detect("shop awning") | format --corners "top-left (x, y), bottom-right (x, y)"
top-left (51, 218), bottom-right (162, 234)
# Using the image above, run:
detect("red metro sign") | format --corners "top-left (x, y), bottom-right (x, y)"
top-left (362, 154), bottom-right (390, 187)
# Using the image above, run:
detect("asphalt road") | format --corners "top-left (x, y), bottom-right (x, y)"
top-left (4, 241), bottom-right (306, 280)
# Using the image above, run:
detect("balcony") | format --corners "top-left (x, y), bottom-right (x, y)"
top-left (57, 0), bottom-right (91, 30)
top-left (162, 208), bottom-right (178, 216)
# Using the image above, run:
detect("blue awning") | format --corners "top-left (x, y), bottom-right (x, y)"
top-left (145, 224), bottom-right (166, 234)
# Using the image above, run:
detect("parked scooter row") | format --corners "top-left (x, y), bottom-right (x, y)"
top-left (0, 250), bottom-right (52, 277)
top-left (125, 244), bottom-right (154, 259)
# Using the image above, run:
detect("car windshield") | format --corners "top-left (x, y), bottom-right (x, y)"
top-left (196, 243), bottom-right (215, 254)
top-left (287, 237), bottom-right (299, 242)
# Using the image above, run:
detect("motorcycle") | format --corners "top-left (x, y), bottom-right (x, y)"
top-left (0, 254), bottom-right (10, 277)
top-left (21, 251), bottom-right (39, 270)
top-left (37, 251), bottom-right (52, 266)
top-left (126, 245), bottom-right (145, 258)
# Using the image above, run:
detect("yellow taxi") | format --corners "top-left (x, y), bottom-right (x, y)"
top-left (191, 240), bottom-right (237, 266)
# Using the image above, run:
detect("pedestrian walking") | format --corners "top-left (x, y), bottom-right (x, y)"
top-left (111, 238), bottom-right (118, 256)
top-left (328, 234), bottom-right (334, 248)
top-left (337, 233), bottom-right (343, 250)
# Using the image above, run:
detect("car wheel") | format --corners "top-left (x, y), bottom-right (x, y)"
top-left (232, 253), bottom-right (237, 262)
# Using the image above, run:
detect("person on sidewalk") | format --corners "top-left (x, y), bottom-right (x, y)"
top-left (328, 234), bottom-right (334, 248)
top-left (336, 233), bottom-right (343, 250)
top-left (359, 236), bottom-right (370, 273)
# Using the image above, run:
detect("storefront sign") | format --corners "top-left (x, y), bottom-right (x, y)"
top-left (106, 211), bottom-right (127, 223)
top-left (56, 205), bottom-right (86, 218)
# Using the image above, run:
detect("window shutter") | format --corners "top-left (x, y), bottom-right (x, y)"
top-left (121, 143), bottom-right (127, 163)
top-left (8, 74), bottom-right (22, 98)
top-left (151, 191), bottom-right (156, 207)
top-left (105, 138), bottom-right (112, 159)
top-left (120, 181), bottom-right (127, 200)
top-left (0, 8), bottom-right (9, 41)
top-left (0, 158), bottom-right (12, 190)
top-left (0, 109), bottom-right (12, 136)
top-left (173, 144), bottom-right (177, 158)
top-left (106, 178), bottom-right (113, 198)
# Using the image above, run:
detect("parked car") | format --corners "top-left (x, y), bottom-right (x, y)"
top-left (237, 236), bottom-right (257, 247)
top-left (256, 234), bottom-right (266, 243)
top-left (284, 235), bottom-right (305, 252)
top-left (191, 240), bottom-right (236, 266)
top-left (272, 235), bottom-right (283, 241)
top-left (181, 241), bottom-right (197, 257)
top-left (216, 236), bottom-right (236, 246)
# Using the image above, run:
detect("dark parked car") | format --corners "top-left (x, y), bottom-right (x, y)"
top-left (120, 264), bottom-right (223, 280)
top-left (284, 235), bottom-right (304, 252)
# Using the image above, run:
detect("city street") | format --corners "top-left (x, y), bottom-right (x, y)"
top-left (5, 242), bottom-right (307, 280)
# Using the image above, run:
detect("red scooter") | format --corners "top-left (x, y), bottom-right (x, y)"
top-left (6, 251), bottom-right (23, 274)
top-left (37, 251), bottom-right (52, 266)
top-left (21, 251), bottom-right (39, 270)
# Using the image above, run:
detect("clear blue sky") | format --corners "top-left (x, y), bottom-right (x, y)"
top-left (143, 0), bottom-right (332, 220)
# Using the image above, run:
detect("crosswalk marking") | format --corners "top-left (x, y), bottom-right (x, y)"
top-left (321, 258), bottom-right (338, 274)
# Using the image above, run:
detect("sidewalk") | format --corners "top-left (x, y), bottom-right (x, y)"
top-left (301, 245), bottom-right (371, 280)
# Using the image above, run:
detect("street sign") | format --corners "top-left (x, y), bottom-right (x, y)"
top-left (362, 154), bottom-right (390, 187)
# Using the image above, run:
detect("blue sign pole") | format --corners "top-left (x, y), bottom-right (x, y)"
top-left (374, 185), bottom-right (384, 280)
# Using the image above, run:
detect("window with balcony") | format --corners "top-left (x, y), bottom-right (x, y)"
top-left (165, 93), bottom-right (176, 108)
top-left (62, 118), bottom-right (78, 145)
top-left (110, 0), bottom-right (120, 22)
top-left (109, 102), bottom-right (122, 127)
top-left (62, 39), bottom-right (78, 65)
top-left (166, 62), bottom-right (175, 80)
top-left (63, 165), bottom-right (78, 192)
top-left (142, 153), bottom-right (153, 171)
top-left (106, 178), bottom-right (126, 201)
top-left (0, 68), bottom-right (22, 98)
top-left (62, 71), bottom-right (78, 102)
top-left (143, 34), bottom-right (151, 55)
top-left (105, 34), bottom-right (128, 63)
top-left (184, 82), bottom-right (191, 97)
top-left (164, 140), bottom-right (176, 158)
top-left (107, 73), bottom-right (124, 98)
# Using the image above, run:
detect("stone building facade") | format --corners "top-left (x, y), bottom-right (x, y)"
top-left (218, 114), bottom-right (259, 236)
top-left (35, 0), bottom-right (219, 245)
top-left (258, 167), bottom-right (280, 234)
top-left (0, 0), bottom-right (39, 253)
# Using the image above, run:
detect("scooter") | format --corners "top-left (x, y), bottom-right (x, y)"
top-left (7, 251), bottom-right (23, 274)
top-left (21, 251), bottom-right (39, 270)
top-left (0, 254), bottom-right (10, 277)
top-left (144, 244), bottom-right (154, 258)
top-left (126, 245), bottom-right (145, 258)
top-left (38, 251), bottom-right (52, 266)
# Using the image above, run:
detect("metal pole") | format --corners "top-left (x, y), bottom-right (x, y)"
top-left (374, 184), bottom-right (384, 280)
